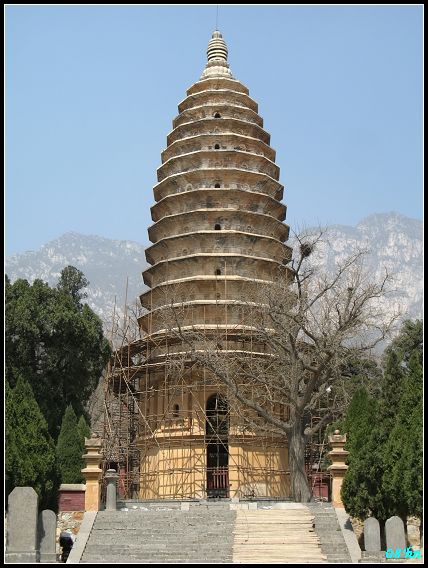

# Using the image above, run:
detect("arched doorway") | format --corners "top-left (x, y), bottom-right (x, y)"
top-left (206, 394), bottom-right (229, 498)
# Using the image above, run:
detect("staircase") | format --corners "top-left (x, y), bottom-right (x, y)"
top-left (78, 502), bottom-right (351, 564)
top-left (80, 504), bottom-right (235, 564)
top-left (232, 507), bottom-right (326, 564)
top-left (306, 502), bottom-right (353, 563)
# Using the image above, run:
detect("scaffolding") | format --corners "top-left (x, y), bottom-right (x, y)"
top-left (102, 271), bottom-right (331, 501)
top-left (102, 284), bottom-right (143, 499)
top-left (304, 415), bottom-right (332, 501)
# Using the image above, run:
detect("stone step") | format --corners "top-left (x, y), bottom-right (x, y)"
top-left (81, 507), bottom-right (238, 564)
top-left (307, 504), bottom-right (352, 563)
top-left (79, 504), bottom-right (353, 564)
top-left (81, 559), bottom-right (229, 564)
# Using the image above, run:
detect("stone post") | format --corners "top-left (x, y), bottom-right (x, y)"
top-left (364, 517), bottom-right (381, 552)
top-left (6, 487), bottom-right (39, 563)
top-left (385, 516), bottom-right (406, 558)
top-left (327, 430), bottom-right (349, 508)
top-left (81, 433), bottom-right (103, 512)
top-left (38, 509), bottom-right (57, 563)
top-left (360, 517), bottom-right (383, 562)
top-left (105, 469), bottom-right (119, 511)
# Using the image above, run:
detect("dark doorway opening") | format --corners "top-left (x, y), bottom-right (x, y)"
top-left (206, 394), bottom-right (229, 498)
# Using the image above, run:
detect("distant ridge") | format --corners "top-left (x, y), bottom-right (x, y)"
top-left (6, 213), bottom-right (422, 334)
top-left (6, 232), bottom-right (149, 329)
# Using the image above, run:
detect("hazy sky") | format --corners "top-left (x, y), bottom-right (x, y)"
top-left (5, 5), bottom-right (423, 256)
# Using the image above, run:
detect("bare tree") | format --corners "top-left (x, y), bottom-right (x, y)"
top-left (88, 296), bottom-right (145, 438)
top-left (158, 229), bottom-right (401, 502)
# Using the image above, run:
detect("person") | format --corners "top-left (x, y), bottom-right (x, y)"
top-left (59, 530), bottom-right (74, 563)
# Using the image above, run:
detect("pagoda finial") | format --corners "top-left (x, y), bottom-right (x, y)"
top-left (207, 30), bottom-right (228, 62)
top-left (201, 30), bottom-right (233, 79)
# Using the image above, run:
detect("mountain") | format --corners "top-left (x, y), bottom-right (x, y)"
top-left (6, 213), bottom-right (423, 336)
top-left (295, 212), bottom-right (423, 324)
top-left (5, 232), bottom-right (149, 330)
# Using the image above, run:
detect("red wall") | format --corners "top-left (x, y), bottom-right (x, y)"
top-left (58, 490), bottom-right (85, 512)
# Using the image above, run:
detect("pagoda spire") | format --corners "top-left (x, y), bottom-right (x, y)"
top-left (200, 30), bottom-right (233, 79)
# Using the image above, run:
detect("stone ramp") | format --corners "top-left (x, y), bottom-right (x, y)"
top-left (80, 507), bottom-right (236, 563)
top-left (232, 508), bottom-right (327, 564)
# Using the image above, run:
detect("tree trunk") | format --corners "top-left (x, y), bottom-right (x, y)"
top-left (288, 424), bottom-right (312, 502)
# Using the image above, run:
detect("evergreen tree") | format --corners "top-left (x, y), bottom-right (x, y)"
top-left (6, 376), bottom-right (59, 510)
top-left (6, 381), bottom-right (14, 499)
top-left (380, 320), bottom-right (423, 520)
top-left (6, 273), bottom-right (110, 438)
top-left (56, 405), bottom-right (84, 484)
top-left (341, 388), bottom-right (387, 521)
top-left (341, 320), bottom-right (423, 524)
top-left (77, 415), bottom-right (91, 476)
top-left (385, 319), bottom-right (423, 366)
top-left (56, 265), bottom-right (89, 306)
top-left (380, 319), bottom-right (422, 425)
top-left (382, 351), bottom-right (423, 520)
top-left (379, 348), bottom-right (406, 427)
top-left (77, 415), bottom-right (91, 444)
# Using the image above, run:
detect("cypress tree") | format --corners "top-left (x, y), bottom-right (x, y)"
top-left (56, 405), bottom-right (84, 483)
top-left (341, 320), bottom-right (423, 525)
top-left (56, 265), bottom-right (89, 305)
top-left (6, 375), bottom-right (59, 510)
top-left (340, 388), bottom-right (386, 521)
top-left (77, 415), bottom-right (91, 472)
top-left (382, 352), bottom-right (423, 520)
top-left (77, 415), bottom-right (91, 445)
top-left (6, 273), bottom-right (110, 438)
